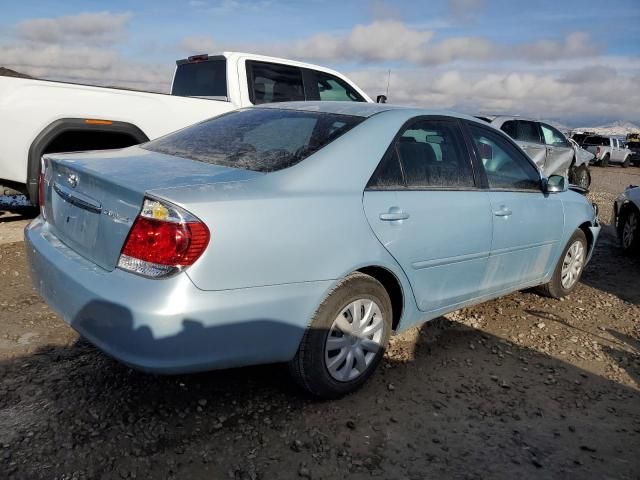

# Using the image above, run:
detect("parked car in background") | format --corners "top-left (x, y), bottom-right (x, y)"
top-left (0, 52), bottom-right (371, 203)
top-left (582, 135), bottom-right (633, 167)
top-left (625, 133), bottom-right (640, 166)
top-left (614, 185), bottom-right (640, 254)
top-left (26, 102), bottom-right (600, 398)
top-left (477, 116), bottom-right (591, 190)
top-left (570, 131), bottom-right (596, 147)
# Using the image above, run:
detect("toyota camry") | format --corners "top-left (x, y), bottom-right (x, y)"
top-left (26, 102), bottom-right (600, 398)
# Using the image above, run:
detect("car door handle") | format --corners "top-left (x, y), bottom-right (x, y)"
top-left (379, 209), bottom-right (410, 221)
top-left (493, 206), bottom-right (512, 217)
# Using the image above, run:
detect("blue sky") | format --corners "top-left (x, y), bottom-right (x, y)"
top-left (1, 0), bottom-right (639, 125)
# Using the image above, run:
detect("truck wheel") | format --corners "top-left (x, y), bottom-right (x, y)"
top-left (536, 229), bottom-right (588, 299)
top-left (569, 165), bottom-right (591, 190)
top-left (622, 156), bottom-right (631, 168)
top-left (289, 272), bottom-right (392, 399)
top-left (600, 154), bottom-right (609, 167)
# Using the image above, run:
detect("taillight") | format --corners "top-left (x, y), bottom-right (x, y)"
top-left (596, 146), bottom-right (601, 155)
top-left (117, 198), bottom-right (209, 278)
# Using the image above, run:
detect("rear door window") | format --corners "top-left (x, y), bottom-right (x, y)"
top-left (368, 118), bottom-right (475, 189)
top-left (143, 108), bottom-right (363, 172)
top-left (518, 121), bottom-right (542, 143)
top-left (247, 61), bottom-right (305, 104)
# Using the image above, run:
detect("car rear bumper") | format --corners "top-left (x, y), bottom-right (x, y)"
top-left (25, 217), bottom-right (331, 374)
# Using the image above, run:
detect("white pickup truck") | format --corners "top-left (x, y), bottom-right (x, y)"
top-left (0, 52), bottom-right (372, 202)
top-left (581, 135), bottom-right (633, 167)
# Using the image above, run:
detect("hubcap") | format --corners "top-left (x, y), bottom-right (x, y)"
top-left (561, 240), bottom-right (585, 289)
top-left (324, 298), bottom-right (385, 382)
top-left (622, 212), bottom-right (637, 249)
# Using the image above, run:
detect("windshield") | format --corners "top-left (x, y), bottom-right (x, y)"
top-left (143, 108), bottom-right (364, 172)
top-left (172, 59), bottom-right (227, 98)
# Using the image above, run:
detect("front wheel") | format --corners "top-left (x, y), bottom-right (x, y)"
top-left (289, 272), bottom-right (392, 399)
top-left (536, 230), bottom-right (588, 299)
top-left (569, 165), bottom-right (591, 190)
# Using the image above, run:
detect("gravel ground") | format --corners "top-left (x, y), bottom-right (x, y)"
top-left (0, 167), bottom-right (638, 480)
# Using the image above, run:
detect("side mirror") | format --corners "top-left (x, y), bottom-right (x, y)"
top-left (544, 174), bottom-right (567, 193)
top-left (376, 94), bottom-right (387, 104)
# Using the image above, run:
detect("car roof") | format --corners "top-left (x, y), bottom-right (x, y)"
top-left (256, 101), bottom-right (483, 123)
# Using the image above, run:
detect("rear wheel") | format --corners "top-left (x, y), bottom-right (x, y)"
top-left (622, 156), bottom-right (631, 168)
top-left (600, 154), bottom-right (610, 167)
top-left (536, 230), bottom-right (588, 299)
top-left (619, 207), bottom-right (640, 254)
top-left (569, 164), bottom-right (591, 190)
top-left (289, 272), bottom-right (392, 399)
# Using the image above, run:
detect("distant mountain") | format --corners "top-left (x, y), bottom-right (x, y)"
top-left (573, 121), bottom-right (640, 137)
top-left (0, 67), bottom-right (32, 79)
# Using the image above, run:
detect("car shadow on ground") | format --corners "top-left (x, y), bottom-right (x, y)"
top-left (525, 308), bottom-right (640, 387)
top-left (1, 308), bottom-right (638, 479)
top-left (579, 228), bottom-right (640, 305)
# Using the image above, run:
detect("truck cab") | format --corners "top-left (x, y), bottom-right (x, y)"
top-left (171, 52), bottom-right (371, 107)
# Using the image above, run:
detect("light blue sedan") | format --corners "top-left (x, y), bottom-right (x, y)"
top-left (26, 102), bottom-right (600, 398)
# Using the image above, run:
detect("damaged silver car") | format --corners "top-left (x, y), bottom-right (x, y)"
top-left (477, 116), bottom-right (591, 190)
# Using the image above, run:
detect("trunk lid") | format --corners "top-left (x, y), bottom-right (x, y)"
top-left (43, 146), bottom-right (262, 270)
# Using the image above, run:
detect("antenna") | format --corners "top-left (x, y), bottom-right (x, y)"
top-left (385, 69), bottom-right (391, 97)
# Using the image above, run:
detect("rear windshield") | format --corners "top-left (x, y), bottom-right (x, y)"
top-left (142, 108), bottom-right (364, 172)
top-left (172, 59), bottom-right (227, 98)
top-left (583, 136), bottom-right (609, 146)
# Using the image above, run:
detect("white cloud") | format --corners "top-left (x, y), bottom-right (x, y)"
top-left (17, 12), bottom-right (131, 45)
top-left (346, 63), bottom-right (640, 123)
top-left (286, 20), bottom-right (434, 63)
top-left (0, 13), bottom-right (637, 124)
top-left (0, 44), bottom-right (171, 92)
top-left (238, 20), bottom-right (599, 66)
top-left (517, 32), bottom-right (599, 61)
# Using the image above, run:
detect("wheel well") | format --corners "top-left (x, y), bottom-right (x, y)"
top-left (578, 221), bottom-right (594, 251)
top-left (357, 266), bottom-right (404, 331)
top-left (43, 130), bottom-right (141, 154)
top-left (26, 118), bottom-right (149, 202)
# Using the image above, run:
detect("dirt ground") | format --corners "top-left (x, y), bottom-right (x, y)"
top-left (0, 167), bottom-right (638, 480)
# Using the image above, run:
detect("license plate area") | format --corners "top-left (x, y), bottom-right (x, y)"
top-left (51, 184), bottom-right (101, 251)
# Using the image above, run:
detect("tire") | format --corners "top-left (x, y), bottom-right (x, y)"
top-left (536, 229), bottom-right (588, 299)
top-left (289, 272), bottom-right (392, 399)
top-left (618, 207), bottom-right (640, 255)
top-left (568, 165), bottom-right (591, 190)
top-left (600, 154), bottom-right (609, 167)
top-left (622, 156), bottom-right (631, 168)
